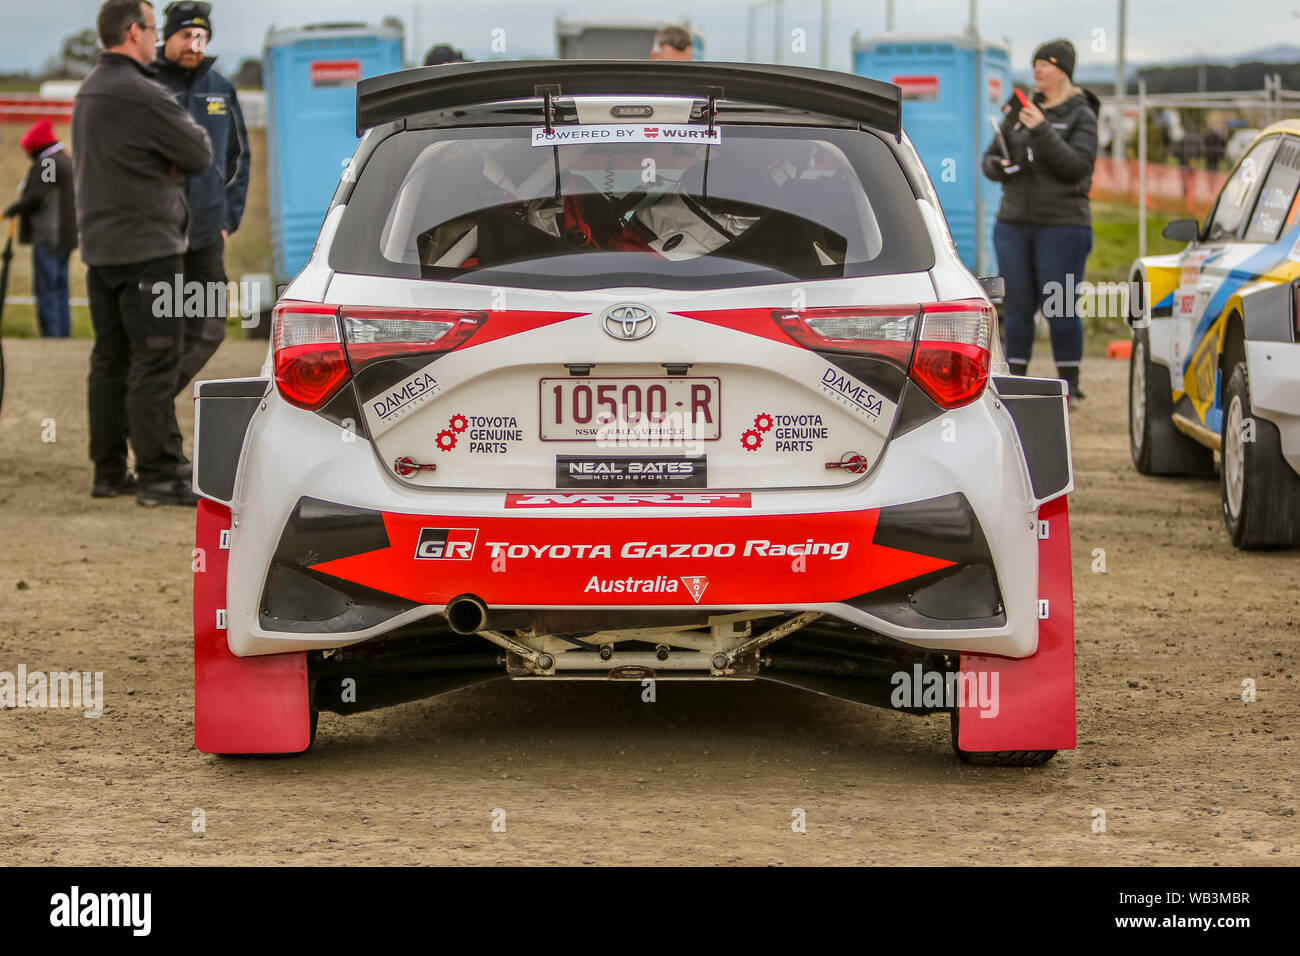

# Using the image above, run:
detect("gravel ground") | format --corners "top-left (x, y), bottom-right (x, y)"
top-left (0, 337), bottom-right (1296, 865)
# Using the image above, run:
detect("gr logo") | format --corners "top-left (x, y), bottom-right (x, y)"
top-left (414, 528), bottom-right (479, 560)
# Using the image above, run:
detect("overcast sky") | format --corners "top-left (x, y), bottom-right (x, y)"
top-left (3, 0), bottom-right (1295, 74)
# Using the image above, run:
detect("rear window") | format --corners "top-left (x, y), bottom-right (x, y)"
top-left (330, 124), bottom-right (934, 290)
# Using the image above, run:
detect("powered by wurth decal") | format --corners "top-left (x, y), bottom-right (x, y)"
top-left (309, 511), bottom-right (954, 607)
top-left (529, 124), bottom-right (722, 147)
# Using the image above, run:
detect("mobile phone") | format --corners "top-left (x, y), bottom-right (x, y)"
top-left (1002, 89), bottom-right (1032, 117)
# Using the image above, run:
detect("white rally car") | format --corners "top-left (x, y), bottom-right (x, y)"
top-left (1128, 120), bottom-right (1300, 548)
top-left (191, 61), bottom-right (1077, 764)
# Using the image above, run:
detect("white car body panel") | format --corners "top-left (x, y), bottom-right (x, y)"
top-left (1245, 340), bottom-right (1300, 472)
top-left (203, 92), bottom-right (1071, 671)
top-left (223, 381), bottom-right (1041, 659)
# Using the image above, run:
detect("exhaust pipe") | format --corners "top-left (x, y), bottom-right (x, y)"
top-left (446, 595), bottom-right (489, 635)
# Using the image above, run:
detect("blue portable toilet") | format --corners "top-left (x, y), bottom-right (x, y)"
top-left (852, 31), bottom-right (1010, 276)
top-left (263, 21), bottom-right (405, 282)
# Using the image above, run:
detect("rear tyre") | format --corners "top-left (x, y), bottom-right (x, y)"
top-left (1220, 361), bottom-right (1300, 549)
top-left (949, 712), bottom-right (1057, 767)
top-left (1129, 328), bottom-right (1215, 476)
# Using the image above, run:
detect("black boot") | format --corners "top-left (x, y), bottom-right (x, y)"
top-left (136, 478), bottom-right (200, 508)
top-left (1058, 366), bottom-right (1083, 407)
top-left (1008, 360), bottom-right (1028, 376)
top-left (91, 471), bottom-right (138, 499)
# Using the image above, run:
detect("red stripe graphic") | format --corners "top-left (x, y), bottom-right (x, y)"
top-left (672, 307), bottom-right (796, 345)
top-left (311, 509), bottom-right (953, 607)
top-left (462, 310), bottom-right (588, 349)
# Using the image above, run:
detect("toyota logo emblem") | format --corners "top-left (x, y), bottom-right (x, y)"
top-left (602, 304), bottom-right (658, 341)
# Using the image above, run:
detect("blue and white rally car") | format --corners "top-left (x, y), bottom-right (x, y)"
top-left (190, 61), bottom-right (1077, 763)
top-left (1129, 120), bottom-right (1300, 548)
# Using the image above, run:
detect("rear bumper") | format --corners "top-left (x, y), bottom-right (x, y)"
top-left (218, 387), bottom-right (1054, 658)
top-left (193, 491), bottom-right (1078, 755)
top-left (260, 488), bottom-right (1005, 627)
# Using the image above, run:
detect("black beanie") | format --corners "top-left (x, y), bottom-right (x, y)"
top-left (423, 44), bottom-right (469, 66)
top-left (163, 2), bottom-right (213, 42)
top-left (1032, 39), bottom-right (1075, 80)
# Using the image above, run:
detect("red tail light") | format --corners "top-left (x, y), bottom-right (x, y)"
top-left (272, 302), bottom-right (490, 410)
top-left (910, 300), bottom-right (993, 408)
top-left (773, 306), bottom-right (918, 367)
top-left (339, 307), bottom-right (488, 370)
top-left (773, 298), bottom-right (993, 409)
top-left (273, 302), bottom-right (349, 410)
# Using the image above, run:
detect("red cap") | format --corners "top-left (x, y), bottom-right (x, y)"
top-left (20, 119), bottom-right (57, 154)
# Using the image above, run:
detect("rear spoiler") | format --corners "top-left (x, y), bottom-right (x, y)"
top-left (356, 60), bottom-right (901, 138)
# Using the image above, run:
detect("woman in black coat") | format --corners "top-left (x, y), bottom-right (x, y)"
top-left (982, 39), bottom-right (1099, 407)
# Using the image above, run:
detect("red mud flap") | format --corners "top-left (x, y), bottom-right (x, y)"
top-left (957, 496), bottom-right (1076, 752)
top-left (194, 499), bottom-right (311, 754)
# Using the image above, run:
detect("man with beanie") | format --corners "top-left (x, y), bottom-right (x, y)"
top-left (423, 44), bottom-right (469, 66)
top-left (3, 119), bottom-right (77, 337)
top-left (73, 0), bottom-right (212, 506)
top-left (981, 38), bottom-right (1099, 408)
top-left (154, 1), bottom-right (251, 396)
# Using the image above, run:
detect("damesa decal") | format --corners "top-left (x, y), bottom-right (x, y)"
top-left (362, 365), bottom-right (443, 436)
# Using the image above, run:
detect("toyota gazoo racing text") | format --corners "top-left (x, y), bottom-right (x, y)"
top-left (191, 61), bottom-right (1077, 764)
top-left (1128, 120), bottom-right (1300, 549)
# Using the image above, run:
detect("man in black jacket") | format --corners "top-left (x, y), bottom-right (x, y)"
top-left (73, 0), bottom-right (212, 506)
top-left (154, 1), bottom-right (251, 394)
top-left (3, 119), bottom-right (77, 337)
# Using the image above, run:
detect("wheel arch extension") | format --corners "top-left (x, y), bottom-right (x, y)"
top-left (1219, 305), bottom-right (1246, 377)
top-left (1233, 277), bottom-right (1298, 361)
top-left (193, 378), bottom-right (271, 505)
top-left (1128, 259), bottom-right (1179, 326)
top-left (1128, 265), bottom-right (1146, 318)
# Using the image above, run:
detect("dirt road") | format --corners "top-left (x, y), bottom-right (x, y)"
top-left (1, 338), bottom-right (1296, 865)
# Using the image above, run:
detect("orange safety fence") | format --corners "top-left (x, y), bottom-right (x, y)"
top-left (0, 96), bottom-right (74, 125)
top-left (1090, 156), bottom-right (1228, 218)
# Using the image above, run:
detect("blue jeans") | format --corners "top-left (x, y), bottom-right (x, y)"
top-left (32, 246), bottom-right (72, 338)
top-left (993, 222), bottom-right (1093, 369)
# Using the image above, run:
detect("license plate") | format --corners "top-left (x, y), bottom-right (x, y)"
top-left (540, 377), bottom-right (721, 442)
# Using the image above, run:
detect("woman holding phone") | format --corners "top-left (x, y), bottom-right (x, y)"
top-left (982, 39), bottom-right (1099, 407)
